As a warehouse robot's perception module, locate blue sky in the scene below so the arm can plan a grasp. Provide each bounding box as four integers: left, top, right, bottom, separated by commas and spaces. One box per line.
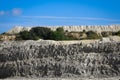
0, 0, 120, 33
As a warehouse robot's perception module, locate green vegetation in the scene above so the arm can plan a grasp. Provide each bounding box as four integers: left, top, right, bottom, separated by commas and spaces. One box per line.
30, 27, 51, 39
116, 31, 120, 36
101, 31, 120, 37
16, 27, 68, 40
112, 31, 120, 36
102, 30, 120, 37
86, 31, 102, 39
18, 31, 39, 40
16, 27, 75, 41
16, 27, 120, 41
48, 27, 70, 40
101, 32, 112, 37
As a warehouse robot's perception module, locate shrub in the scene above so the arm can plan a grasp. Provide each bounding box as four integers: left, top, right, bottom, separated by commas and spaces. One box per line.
17, 31, 39, 40
19, 31, 31, 40
115, 30, 120, 36
101, 32, 112, 37
16, 27, 104, 40
48, 27, 67, 40
30, 27, 51, 39
86, 31, 101, 39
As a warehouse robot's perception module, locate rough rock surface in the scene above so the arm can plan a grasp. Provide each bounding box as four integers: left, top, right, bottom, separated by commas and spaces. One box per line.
4, 77, 120, 80
49, 25, 120, 32
0, 39, 120, 79
7, 26, 31, 34
7, 25, 120, 34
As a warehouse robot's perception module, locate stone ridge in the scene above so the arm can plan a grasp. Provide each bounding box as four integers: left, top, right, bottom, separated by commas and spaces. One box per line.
49, 25, 120, 32
0, 40, 120, 78
7, 25, 120, 34
7, 26, 31, 34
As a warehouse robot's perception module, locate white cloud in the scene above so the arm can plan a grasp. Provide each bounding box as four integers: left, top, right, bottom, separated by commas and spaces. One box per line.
12, 8, 22, 16
0, 8, 22, 16
22, 16, 120, 22
0, 11, 5, 15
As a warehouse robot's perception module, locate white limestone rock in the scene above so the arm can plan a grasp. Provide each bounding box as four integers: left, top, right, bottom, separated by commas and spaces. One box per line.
50, 25, 120, 33
7, 25, 120, 34
7, 26, 31, 34
0, 40, 120, 78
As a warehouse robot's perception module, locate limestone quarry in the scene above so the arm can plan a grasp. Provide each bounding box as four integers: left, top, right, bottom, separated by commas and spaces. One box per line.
0, 25, 120, 80
7, 25, 120, 34
0, 37, 120, 79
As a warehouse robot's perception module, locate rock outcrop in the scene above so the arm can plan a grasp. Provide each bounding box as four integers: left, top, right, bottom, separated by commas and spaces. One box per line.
7, 26, 31, 34
49, 25, 120, 32
0, 39, 120, 79
7, 25, 120, 34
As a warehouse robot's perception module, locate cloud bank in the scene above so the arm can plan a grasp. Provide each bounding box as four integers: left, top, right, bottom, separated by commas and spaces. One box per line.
0, 8, 22, 16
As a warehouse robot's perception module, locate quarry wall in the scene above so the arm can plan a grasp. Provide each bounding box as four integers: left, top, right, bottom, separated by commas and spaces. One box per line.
7, 25, 120, 34
0, 40, 120, 78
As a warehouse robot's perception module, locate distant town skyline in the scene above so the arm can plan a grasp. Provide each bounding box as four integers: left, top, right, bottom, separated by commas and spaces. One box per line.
0, 0, 120, 33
